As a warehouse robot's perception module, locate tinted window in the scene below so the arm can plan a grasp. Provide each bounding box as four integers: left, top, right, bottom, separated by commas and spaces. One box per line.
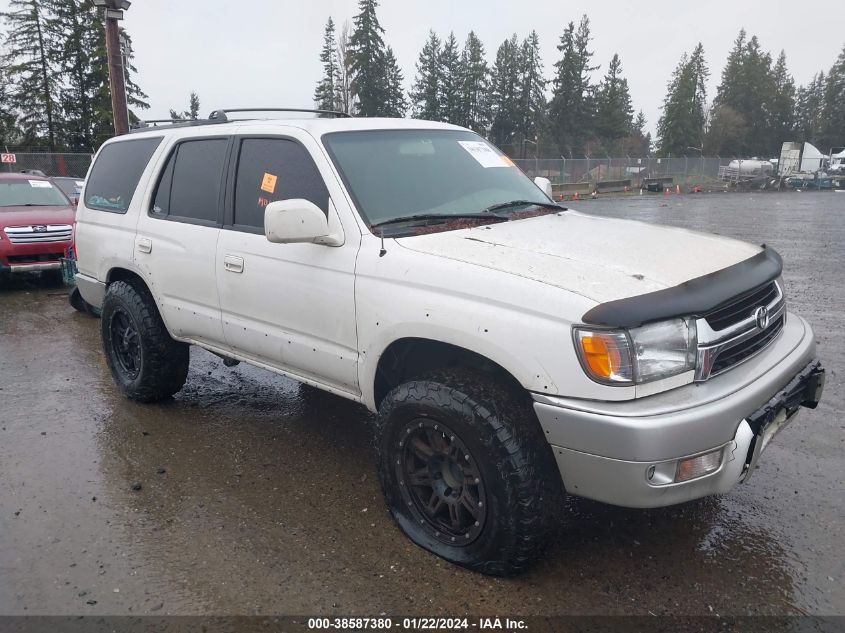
233, 138, 328, 229
152, 138, 228, 223
85, 137, 161, 212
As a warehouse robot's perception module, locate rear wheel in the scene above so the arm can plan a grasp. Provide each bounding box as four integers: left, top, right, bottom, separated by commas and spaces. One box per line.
101, 279, 189, 402
375, 368, 562, 575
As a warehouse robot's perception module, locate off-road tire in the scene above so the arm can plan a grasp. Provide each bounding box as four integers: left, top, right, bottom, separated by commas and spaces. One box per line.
375, 368, 562, 575
101, 279, 189, 402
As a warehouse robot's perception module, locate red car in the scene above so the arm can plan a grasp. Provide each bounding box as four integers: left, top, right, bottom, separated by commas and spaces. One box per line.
0, 173, 75, 274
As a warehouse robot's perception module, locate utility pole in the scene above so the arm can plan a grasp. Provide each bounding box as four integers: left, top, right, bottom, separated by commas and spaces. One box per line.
93, 0, 131, 136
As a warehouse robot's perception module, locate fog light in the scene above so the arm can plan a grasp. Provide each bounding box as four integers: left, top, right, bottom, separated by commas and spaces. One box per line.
675, 449, 722, 482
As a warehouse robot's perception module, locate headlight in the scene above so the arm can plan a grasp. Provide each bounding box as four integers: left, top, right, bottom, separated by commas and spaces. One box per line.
574, 318, 697, 385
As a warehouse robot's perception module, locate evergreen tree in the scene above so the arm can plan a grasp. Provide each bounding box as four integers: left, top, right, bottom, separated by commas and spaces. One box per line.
657, 44, 708, 155
1, 0, 60, 148
382, 46, 407, 118
410, 30, 441, 120
348, 0, 386, 116
335, 20, 353, 115
438, 32, 461, 123
768, 50, 795, 151
169, 92, 201, 120
313, 17, 340, 113
0, 59, 20, 146
489, 34, 521, 149
549, 15, 597, 156
455, 31, 490, 134
820, 45, 845, 150
516, 30, 546, 154
594, 53, 633, 152
795, 71, 825, 144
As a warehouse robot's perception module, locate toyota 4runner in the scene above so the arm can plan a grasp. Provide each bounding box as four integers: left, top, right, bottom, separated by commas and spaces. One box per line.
73, 110, 825, 575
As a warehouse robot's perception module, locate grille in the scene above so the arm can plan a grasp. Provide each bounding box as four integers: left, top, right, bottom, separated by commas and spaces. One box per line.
4, 224, 73, 244
705, 281, 779, 331
710, 315, 785, 375
8, 253, 64, 264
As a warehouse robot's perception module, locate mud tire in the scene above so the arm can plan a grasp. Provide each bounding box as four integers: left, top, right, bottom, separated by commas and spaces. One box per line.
375, 368, 562, 575
101, 279, 189, 402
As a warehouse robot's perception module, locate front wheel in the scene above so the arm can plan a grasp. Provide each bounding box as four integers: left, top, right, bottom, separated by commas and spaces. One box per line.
375, 369, 562, 575
101, 279, 189, 402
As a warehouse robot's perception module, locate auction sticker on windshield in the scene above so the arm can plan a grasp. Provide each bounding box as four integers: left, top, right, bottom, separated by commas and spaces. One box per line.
458, 140, 510, 168
28, 180, 52, 188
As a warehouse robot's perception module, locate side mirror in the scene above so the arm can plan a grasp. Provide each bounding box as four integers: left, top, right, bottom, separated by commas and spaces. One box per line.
534, 176, 553, 198
265, 199, 331, 244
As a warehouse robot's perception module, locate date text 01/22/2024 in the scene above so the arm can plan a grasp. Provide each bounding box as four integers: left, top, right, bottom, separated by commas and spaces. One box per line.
306, 617, 528, 630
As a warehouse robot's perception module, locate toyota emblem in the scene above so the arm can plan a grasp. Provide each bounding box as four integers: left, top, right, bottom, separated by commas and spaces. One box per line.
754, 305, 770, 330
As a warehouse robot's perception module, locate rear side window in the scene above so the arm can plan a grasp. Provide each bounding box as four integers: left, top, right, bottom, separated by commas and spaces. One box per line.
232, 138, 328, 230
85, 137, 162, 213
151, 138, 229, 224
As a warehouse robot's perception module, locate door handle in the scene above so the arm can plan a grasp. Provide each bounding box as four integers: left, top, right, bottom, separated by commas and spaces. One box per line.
223, 255, 244, 273
136, 237, 152, 254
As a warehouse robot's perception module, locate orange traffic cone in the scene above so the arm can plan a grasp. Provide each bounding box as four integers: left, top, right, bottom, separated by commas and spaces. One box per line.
573, 191, 580, 200
675, 184, 681, 194
623, 185, 629, 193
663, 188, 669, 197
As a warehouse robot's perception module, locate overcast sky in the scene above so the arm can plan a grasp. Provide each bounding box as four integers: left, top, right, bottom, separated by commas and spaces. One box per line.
3, 0, 844, 138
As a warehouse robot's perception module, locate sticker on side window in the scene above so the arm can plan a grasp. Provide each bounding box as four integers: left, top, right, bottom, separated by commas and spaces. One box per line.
458, 141, 511, 168
29, 180, 52, 188
260, 172, 278, 194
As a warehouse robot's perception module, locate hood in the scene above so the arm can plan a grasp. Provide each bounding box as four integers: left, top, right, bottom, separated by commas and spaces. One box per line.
0, 205, 76, 227
395, 211, 761, 305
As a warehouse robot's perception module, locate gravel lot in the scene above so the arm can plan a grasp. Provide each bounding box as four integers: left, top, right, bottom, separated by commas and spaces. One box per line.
0, 191, 842, 618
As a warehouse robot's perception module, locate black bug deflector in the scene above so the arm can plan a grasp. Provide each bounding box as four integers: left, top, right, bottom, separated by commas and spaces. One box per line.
581, 246, 783, 328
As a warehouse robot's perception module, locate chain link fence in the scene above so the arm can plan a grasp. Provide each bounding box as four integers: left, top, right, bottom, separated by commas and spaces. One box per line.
2, 152, 93, 178
512, 157, 735, 186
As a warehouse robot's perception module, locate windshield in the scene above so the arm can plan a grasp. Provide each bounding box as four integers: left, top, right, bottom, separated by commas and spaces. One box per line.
0, 180, 69, 207
322, 130, 550, 227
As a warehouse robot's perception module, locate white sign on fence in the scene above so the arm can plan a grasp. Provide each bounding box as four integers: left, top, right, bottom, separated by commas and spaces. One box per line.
1, 153, 16, 164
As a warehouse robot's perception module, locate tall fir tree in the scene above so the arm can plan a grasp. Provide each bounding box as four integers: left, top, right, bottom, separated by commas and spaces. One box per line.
768, 50, 795, 152
1, 0, 60, 148
335, 20, 353, 114
348, 0, 386, 117
819, 45, 845, 150
657, 44, 708, 155
593, 53, 634, 152
313, 17, 340, 113
0, 59, 20, 146
382, 46, 407, 118
489, 34, 521, 149
438, 32, 461, 123
455, 31, 490, 134
549, 15, 597, 156
410, 30, 441, 120
795, 71, 825, 144
516, 30, 546, 154
169, 92, 201, 120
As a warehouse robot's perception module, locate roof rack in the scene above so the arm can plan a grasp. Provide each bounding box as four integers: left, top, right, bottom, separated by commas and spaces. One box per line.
207, 107, 351, 121
127, 107, 351, 134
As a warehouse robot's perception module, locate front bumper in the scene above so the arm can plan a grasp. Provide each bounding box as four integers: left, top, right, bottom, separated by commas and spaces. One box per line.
534, 313, 825, 508
0, 240, 70, 273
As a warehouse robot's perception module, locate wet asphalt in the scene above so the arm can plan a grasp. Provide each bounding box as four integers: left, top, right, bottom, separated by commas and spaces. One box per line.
0, 191, 842, 617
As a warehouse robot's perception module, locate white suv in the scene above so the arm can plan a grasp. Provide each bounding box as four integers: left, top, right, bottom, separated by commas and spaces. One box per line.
74, 110, 825, 575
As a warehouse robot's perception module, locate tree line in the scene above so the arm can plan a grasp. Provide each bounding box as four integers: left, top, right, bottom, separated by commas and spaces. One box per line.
0, 0, 151, 152
316, 0, 845, 158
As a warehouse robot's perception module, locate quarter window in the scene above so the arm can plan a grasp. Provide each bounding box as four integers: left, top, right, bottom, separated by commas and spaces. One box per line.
85, 137, 162, 213
233, 138, 328, 230
151, 138, 229, 224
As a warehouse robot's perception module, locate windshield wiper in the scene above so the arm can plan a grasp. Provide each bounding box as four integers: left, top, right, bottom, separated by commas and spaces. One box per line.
371, 212, 508, 229
482, 199, 561, 214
